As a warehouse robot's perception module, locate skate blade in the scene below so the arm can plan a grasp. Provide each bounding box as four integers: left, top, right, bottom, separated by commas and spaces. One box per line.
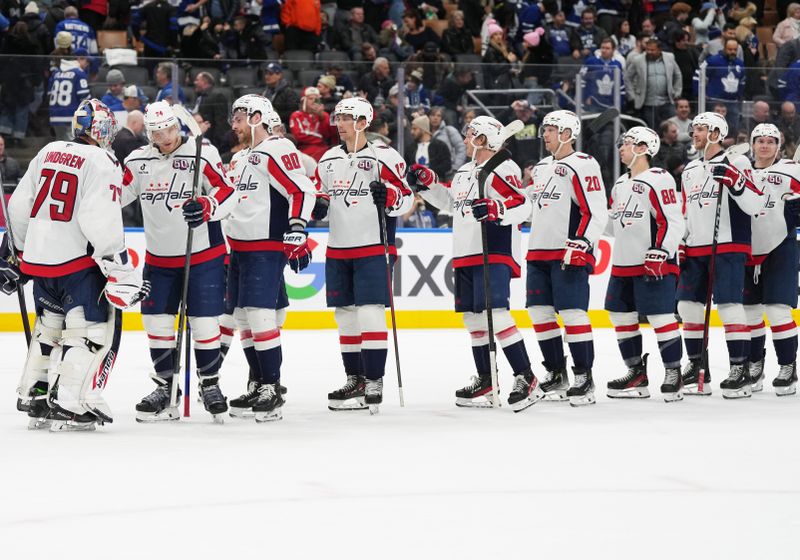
455, 396, 494, 408
568, 392, 596, 407
751, 379, 763, 392
542, 390, 568, 402
135, 407, 180, 423
328, 397, 367, 411
27, 417, 52, 430
254, 408, 283, 422
683, 383, 712, 396
211, 414, 225, 424
50, 420, 96, 432
369, 404, 380, 415
510, 390, 545, 413
722, 386, 752, 399
229, 406, 255, 418
607, 387, 650, 399
775, 384, 797, 396
663, 390, 684, 403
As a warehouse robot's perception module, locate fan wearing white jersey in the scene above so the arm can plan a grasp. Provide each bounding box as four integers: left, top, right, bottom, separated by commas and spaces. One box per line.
526, 110, 608, 406
411, 116, 542, 412
678, 112, 763, 398
314, 98, 413, 412
743, 124, 800, 396
0, 99, 149, 431
122, 101, 236, 422
224, 94, 316, 422
604, 127, 686, 402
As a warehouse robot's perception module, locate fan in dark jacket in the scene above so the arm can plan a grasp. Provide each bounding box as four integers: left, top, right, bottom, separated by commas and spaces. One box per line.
194, 71, 230, 152
404, 115, 451, 180
441, 9, 473, 57
222, 14, 270, 61
262, 62, 301, 124
0, 21, 42, 144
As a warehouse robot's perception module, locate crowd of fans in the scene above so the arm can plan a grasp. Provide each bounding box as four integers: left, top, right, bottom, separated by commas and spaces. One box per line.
2, 0, 800, 226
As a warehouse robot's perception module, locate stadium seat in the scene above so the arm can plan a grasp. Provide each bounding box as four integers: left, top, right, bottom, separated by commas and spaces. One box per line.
319, 51, 350, 68
234, 86, 264, 98
455, 54, 481, 66
226, 67, 258, 87
283, 50, 314, 72
298, 69, 321, 87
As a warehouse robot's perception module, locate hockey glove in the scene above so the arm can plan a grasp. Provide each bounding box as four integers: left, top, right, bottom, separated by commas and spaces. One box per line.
369, 181, 399, 209
471, 198, 505, 223
182, 195, 218, 229
561, 237, 592, 271
97, 253, 151, 310
677, 244, 686, 267
643, 247, 669, 281
410, 163, 437, 192
312, 196, 330, 221
283, 224, 312, 273
712, 163, 750, 195
0, 233, 26, 295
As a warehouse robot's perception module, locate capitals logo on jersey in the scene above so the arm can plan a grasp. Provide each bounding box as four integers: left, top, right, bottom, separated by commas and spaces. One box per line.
329, 177, 369, 207
529, 176, 562, 209
611, 195, 646, 227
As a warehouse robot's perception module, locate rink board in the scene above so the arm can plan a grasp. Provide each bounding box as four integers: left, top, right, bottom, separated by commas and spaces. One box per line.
0, 228, 795, 330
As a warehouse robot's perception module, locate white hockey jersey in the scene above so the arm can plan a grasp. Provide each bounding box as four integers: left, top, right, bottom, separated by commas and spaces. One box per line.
420, 158, 530, 277
226, 147, 250, 186
608, 167, 684, 277
526, 151, 608, 268
681, 151, 762, 257
315, 142, 413, 259
8, 140, 128, 277
122, 137, 235, 268
750, 159, 800, 263
226, 136, 316, 251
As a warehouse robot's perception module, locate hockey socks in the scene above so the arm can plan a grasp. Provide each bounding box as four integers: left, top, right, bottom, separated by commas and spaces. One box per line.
561, 309, 594, 370
529, 306, 566, 371
464, 310, 532, 375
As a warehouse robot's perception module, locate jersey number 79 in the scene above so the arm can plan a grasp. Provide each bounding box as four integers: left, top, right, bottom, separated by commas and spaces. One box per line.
31, 169, 79, 222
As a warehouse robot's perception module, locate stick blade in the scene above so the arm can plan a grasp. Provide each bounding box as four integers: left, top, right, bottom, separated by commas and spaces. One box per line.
794, 144, 800, 163
172, 104, 203, 137
725, 142, 751, 159
501, 119, 524, 141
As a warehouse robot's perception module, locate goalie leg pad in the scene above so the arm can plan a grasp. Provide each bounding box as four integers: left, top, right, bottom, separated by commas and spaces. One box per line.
50, 306, 121, 423
17, 311, 63, 408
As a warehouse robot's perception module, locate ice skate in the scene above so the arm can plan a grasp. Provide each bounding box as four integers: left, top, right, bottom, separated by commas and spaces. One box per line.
455, 373, 494, 408
253, 383, 284, 422
229, 380, 259, 418
773, 362, 797, 396
660, 367, 684, 402
607, 354, 650, 398
682, 360, 711, 396
328, 375, 367, 411
199, 376, 228, 423
508, 369, 544, 412
365, 378, 383, 415
748, 350, 765, 393
567, 367, 595, 406
48, 405, 101, 432
720, 363, 752, 399
539, 362, 569, 401
135, 377, 180, 422
20, 382, 52, 429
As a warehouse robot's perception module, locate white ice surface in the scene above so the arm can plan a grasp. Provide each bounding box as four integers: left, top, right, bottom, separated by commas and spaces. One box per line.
1, 328, 800, 559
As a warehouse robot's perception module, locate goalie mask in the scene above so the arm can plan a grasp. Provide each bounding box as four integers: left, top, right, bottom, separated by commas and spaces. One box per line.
72, 99, 118, 150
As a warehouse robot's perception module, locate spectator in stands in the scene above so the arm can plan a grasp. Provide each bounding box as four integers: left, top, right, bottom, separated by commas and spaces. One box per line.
483, 22, 519, 91
337, 6, 379, 57
48, 49, 90, 140
54, 6, 98, 59
22, 2, 50, 55
0, 136, 21, 185
701, 22, 744, 62
570, 8, 607, 60
778, 100, 800, 145
702, 38, 746, 134
611, 19, 635, 58
356, 42, 379, 79
406, 42, 452, 91
546, 11, 573, 58
100, 69, 127, 112
316, 75, 339, 113
692, 3, 725, 46
136, 0, 177, 59
123, 85, 148, 112
520, 28, 552, 87
783, 57, 800, 108
154, 63, 186, 105
581, 37, 624, 112
429, 106, 464, 175
506, 99, 540, 166
667, 97, 693, 144
1, 23, 39, 147
80, 0, 107, 31
366, 117, 392, 145
378, 20, 414, 61
193, 71, 229, 151
326, 63, 355, 97
671, 30, 700, 100
401, 194, 436, 228
112, 110, 146, 172
289, 86, 336, 161
262, 62, 301, 124
727, 0, 757, 23
401, 9, 440, 52
282, 0, 321, 51
653, 120, 689, 185
404, 115, 450, 179
181, 17, 223, 60
375, 83, 400, 138
769, 37, 800, 98
50, 30, 72, 71
436, 67, 473, 125
357, 56, 392, 104
774, 3, 800, 47
747, 100, 772, 135
223, 14, 270, 60
441, 9, 472, 57
403, 69, 430, 113
626, 38, 682, 129
660, 2, 691, 46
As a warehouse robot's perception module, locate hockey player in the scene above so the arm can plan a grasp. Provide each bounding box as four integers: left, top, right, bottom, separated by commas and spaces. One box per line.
678, 112, 762, 398
605, 127, 685, 402
224, 94, 315, 422
526, 110, 608, 406
122, 101, 236, 421
1, 98, 149, 431
315, 97, 413, 412
744, 124, 800, 396
410, 117, 542, 411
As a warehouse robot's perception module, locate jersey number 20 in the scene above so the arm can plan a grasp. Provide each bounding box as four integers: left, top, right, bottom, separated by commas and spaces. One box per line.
31, 169, 78, 222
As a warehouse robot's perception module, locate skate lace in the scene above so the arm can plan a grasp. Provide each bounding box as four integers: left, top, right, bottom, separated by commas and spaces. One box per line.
664, 369, 680, 385
341, 375, 360, 392
573, 372, 587, 387
777, 364, 795, 380
682, 361, 698, 378
366, 379, 383, 396
512, 375, 529, 393
143, 385, 170, 405
462, 375, 483, 392
258, 384, 277, 399
749, 359, 764, 379
728, 364, 746, 381
201, 382, 225, 404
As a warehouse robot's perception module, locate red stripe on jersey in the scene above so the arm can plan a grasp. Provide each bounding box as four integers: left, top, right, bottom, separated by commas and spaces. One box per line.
571, 173, 591, 237
611, 264, 679, 277
253, 329, 280, 342
751, 321, 766, 330
470, 330, 488, 339
771, 322, 797, 333
122, 166, 134, 186
526, 249, 597, 268
148, 334, 175, 341
533, 321, 560, 333
380, 162, 411, 196
724, 324, 749, 333
228, 238, 285, 253
685, 243, 751, 257
564, 324, 592, 335
614, 324, 639, 333
339, 335, 362, 345
202, 164, 235, 207
267, 154, 305, 218
683, 322, 705, 331
195, 334, 221, 344
496, 325, 518, 339
647, 188, 668, 248
326, 245, 397, 259
654, 323, 680, 334
362, 331, 388, 341
145, 244, 226, 268
220, 326, 235, 336
790, 178, 800, 195
747, 253, 768, 266
491, 174, 526, 209
239, 330, 253, 340
452, 254, 521, 278
20, 255, 96, 278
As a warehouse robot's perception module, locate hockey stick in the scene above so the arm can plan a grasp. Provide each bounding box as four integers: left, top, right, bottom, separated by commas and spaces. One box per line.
170, 108, 204, 409
474, 119, 523, 408
0, 172, 31, 345
366, 140, 404, 407
698, 142, 751, 394
794, 145, 800, 163
586, 107, 620, 135
184, 324, 191, 417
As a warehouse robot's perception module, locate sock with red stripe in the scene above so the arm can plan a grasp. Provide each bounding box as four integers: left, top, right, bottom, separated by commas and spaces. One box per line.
561, 308, 594, 369
218, 313, 236, 366
143, 313, 176, 380
239, 308, 282, 384
745, 304, 766, 363
677, 300, 704, 361
465, 312, 491, 375
528, 305, 566, 370
649, 313, 682, 368
609, 312, 642, 366
335, 306, 363, 376
718, 303, 750, 364
359, 305, 387, 380
492, 310, 531, 374
190, 316, 222, 378
765, 304, 798, 365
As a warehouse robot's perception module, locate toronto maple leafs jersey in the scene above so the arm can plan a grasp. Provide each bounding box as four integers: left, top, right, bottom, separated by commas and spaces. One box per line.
681, 151, 762, 256
750, 159, 800, 263
608, 168, 684, 277
315, 142, 413, 260
47, 60, 90, 125
526, 151, 608, 268
8, 140, 127, 277
122, 137, 235, 268
420, 158, 531, 277
226, 136, 316, 251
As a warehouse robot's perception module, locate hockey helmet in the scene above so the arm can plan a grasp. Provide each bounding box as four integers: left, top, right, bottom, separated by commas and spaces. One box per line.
72, 98, 118, 150
621, 126, 661, 157
466, 115, 506, 151
263, 110, 283, 135
750, 123, 781, 148
231, 94, 274, 122
334, 97, 374, 129
541, 110, 581, 141
691, 112, 728, 142
144, 101, 180, 143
